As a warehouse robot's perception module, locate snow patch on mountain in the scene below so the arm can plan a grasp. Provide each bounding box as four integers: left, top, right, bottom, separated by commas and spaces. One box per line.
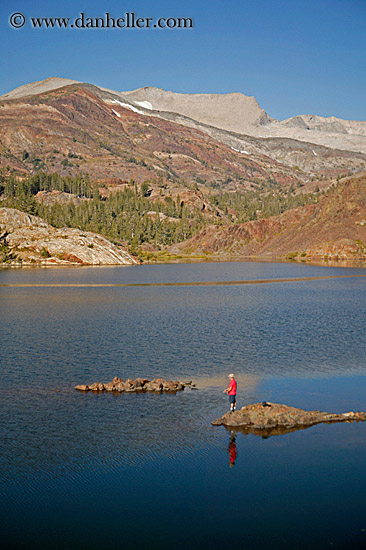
107, 99, 145, 115
134, 100, 153, 110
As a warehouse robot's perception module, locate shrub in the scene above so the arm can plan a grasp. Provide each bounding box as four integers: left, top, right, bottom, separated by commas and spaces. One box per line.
40, 247, 50, 258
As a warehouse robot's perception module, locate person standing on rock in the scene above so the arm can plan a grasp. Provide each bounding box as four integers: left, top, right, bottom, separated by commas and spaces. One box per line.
223, 373, 237, 412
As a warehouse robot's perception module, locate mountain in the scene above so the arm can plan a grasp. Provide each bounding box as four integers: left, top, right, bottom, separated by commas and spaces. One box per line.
168, 173, 366, 261
0, 79, 272, 134
0, 81, 308, 190
1, 78, 365, 189
0, 78, 365, 264
2, 77, 366, 155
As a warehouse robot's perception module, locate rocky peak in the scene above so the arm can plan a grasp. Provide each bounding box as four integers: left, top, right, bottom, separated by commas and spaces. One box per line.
123, 86, 272, 134
0, 77, 80, 100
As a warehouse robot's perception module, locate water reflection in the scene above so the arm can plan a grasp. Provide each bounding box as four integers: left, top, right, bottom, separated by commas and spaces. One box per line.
226, 423, 318, 439
228, 432, 237, 467
227, 419, 366, 439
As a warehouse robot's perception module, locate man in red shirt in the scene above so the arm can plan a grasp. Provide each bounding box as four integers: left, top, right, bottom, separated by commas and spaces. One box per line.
223, 373, 237, 412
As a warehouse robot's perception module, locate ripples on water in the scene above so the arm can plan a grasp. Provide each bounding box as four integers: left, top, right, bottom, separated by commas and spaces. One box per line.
1, 262, 366, 549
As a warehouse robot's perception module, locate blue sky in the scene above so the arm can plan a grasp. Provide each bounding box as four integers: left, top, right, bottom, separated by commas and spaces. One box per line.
0, 0, 365, 120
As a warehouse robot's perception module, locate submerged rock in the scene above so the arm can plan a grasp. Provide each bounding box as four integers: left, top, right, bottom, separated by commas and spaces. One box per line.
74, 377, 192, 394
212, 402, 366, 437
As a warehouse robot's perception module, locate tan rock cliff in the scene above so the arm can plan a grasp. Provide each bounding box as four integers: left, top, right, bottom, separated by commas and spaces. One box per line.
0, 208, 137, 265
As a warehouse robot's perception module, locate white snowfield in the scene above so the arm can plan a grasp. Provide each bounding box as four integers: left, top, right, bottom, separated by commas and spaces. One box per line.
107, 99, 145, 115
134, 100, 153, 110
112, 109, 121, 118
231, 147, 249, 154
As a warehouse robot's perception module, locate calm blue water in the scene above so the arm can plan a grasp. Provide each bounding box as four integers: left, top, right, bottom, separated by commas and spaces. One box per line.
1, 262, 366, 549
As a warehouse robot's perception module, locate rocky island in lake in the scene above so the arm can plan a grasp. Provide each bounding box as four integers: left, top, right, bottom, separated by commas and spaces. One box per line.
75, 377, 195, 393
212, 402, 366, 437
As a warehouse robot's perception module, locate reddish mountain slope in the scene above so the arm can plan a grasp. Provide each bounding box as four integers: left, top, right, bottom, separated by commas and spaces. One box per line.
0, 84, 300, 190
169, 174, 366, 260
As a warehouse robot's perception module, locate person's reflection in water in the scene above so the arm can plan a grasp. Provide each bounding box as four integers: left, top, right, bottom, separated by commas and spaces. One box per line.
228, 431, 237, 468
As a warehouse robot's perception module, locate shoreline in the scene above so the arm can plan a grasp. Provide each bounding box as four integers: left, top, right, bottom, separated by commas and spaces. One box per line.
1, 255, 366, 269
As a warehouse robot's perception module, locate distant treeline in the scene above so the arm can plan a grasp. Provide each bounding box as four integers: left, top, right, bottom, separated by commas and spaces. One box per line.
0, 171, 320, 248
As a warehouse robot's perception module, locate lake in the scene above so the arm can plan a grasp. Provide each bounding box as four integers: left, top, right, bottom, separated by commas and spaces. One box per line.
1, 261, 366, 549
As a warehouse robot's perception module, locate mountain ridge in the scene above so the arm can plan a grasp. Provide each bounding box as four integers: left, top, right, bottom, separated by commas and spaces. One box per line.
1, 77, 365, 154
1, 80, 365, 187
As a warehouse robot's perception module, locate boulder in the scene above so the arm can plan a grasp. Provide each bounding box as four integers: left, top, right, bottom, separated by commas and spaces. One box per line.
123, 379, 138, 391
74, 384, 89, 391
144, 381, 163, 392
148, 378, 166, 391
88, 382, 105, 392
133, 378, 148, 390
135, 377, 149, 386
162, 381, 181, 392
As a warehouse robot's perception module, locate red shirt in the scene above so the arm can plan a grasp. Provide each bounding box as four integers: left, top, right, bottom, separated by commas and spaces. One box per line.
228, 379, 237, 395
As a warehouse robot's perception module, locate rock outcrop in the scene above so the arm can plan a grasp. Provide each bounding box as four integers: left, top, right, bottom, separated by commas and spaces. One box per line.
0, 207, 137, 265
75, 377, 194, 393
212, 402, 366, 437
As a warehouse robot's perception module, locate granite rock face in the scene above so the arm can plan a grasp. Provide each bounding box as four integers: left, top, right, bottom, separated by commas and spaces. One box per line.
0, 207, 137, 265
75, 377, 193, 393
212, 402, 366, 437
